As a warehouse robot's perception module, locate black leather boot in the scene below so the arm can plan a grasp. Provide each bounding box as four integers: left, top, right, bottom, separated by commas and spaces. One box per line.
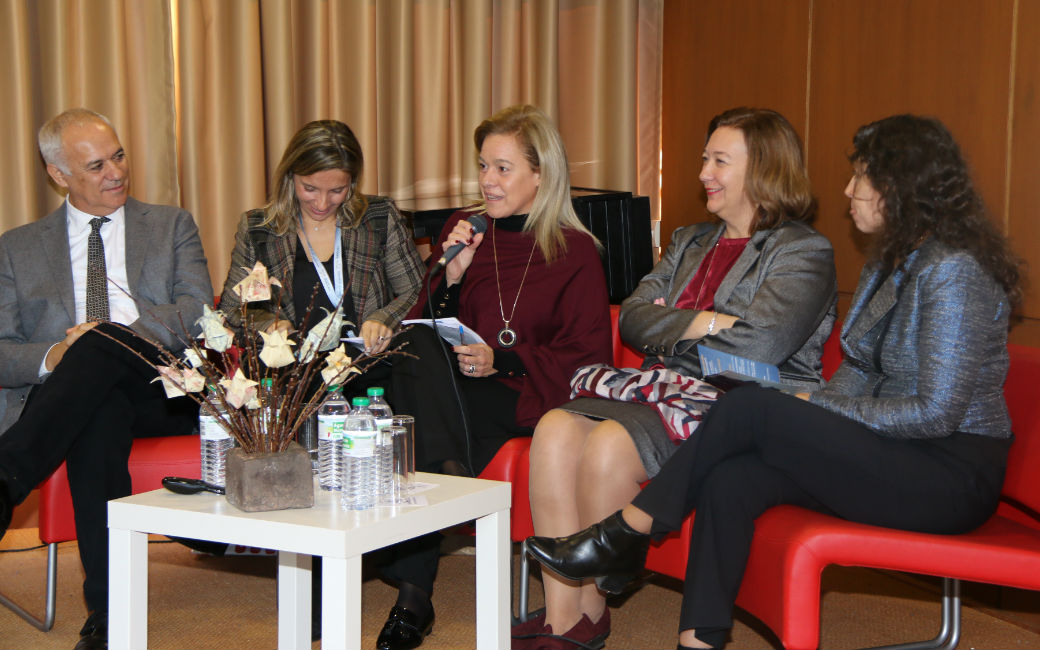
524, 510, 650, 595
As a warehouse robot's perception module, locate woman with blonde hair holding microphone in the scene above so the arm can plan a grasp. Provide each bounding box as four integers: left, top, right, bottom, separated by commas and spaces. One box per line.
376, 104, 613, 650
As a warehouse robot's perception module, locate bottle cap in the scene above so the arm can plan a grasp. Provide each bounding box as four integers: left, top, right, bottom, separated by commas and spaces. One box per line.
367, 387, 385, 397
261, 378, 274, 388
352, 397, 371, 407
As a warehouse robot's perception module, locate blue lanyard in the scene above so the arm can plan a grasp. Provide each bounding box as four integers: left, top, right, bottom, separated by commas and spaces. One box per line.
298, 217, 344, 307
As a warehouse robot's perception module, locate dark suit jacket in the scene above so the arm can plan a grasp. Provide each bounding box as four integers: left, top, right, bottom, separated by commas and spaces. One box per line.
619, 221, 837, 388
0, 197, 212, 433
812, 238, 1012, 439
217, 195, 424, 332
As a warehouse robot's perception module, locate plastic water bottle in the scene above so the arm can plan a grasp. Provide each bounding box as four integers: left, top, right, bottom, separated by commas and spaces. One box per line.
367, 387, 394, 503
341, 397, 379, 510
259, 377, 276, 451
367, 387, 393, 419
317, 386, 349, 491
199, 389, 234, 487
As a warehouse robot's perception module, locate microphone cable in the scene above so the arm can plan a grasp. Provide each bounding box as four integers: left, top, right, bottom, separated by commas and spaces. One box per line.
423, 262, 476, 477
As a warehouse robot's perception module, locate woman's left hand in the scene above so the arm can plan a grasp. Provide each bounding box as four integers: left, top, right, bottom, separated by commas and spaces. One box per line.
455, 343, 496, 378
361, 320, 394, 354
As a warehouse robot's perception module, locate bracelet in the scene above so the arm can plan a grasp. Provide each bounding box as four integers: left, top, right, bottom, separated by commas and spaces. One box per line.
706, 312, 718, 335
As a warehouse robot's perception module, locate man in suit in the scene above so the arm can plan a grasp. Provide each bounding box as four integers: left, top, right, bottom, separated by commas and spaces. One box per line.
0, 108, 212, 650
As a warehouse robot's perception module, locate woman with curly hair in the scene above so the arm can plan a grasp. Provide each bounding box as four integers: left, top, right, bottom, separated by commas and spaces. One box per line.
525, 114, 1022, 649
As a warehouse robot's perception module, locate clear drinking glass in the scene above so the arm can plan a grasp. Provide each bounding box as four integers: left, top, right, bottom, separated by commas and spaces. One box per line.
389, 415, 415, 499
296, 414, 319, 473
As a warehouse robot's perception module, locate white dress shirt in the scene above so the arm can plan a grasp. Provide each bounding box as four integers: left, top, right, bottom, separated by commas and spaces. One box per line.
38, 200, 141, 377
66, 200, 140, 325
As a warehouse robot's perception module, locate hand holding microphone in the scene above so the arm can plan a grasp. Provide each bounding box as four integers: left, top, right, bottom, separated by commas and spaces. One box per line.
436, 214, 488, 284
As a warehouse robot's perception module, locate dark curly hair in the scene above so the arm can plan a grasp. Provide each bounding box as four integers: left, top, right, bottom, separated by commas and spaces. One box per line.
850, 114, 1022, 307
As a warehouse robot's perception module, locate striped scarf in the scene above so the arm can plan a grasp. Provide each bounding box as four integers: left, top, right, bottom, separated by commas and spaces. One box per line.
570, 364, 722, 443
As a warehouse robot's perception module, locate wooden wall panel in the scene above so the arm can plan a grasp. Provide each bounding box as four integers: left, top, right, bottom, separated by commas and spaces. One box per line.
807, 0, 1015, 293
661, 0, 1040, 345
1008, 0, 1040, 341
660, 0, 810, 250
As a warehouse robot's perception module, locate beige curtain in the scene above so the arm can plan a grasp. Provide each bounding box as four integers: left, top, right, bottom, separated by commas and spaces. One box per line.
1, 0, 662, 294
0, 0, 178, 227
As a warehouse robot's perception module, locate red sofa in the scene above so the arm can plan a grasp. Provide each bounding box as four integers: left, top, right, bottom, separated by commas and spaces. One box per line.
1, 435, 201, 630
508, 306, 1040, 649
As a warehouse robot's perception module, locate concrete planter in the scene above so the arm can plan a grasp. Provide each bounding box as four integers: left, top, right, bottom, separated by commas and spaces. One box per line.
224, 442, 314, 512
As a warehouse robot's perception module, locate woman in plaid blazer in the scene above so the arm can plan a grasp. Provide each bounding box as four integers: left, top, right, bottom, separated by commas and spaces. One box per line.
218, 120, 424, 352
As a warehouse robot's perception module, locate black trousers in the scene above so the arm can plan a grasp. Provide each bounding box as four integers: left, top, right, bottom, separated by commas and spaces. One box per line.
0, 324, 197, 612
376, 325, 532, 595
631, 385, 1010, 646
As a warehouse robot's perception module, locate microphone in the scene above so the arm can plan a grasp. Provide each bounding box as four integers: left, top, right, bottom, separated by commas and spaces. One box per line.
434, 214, 488, 270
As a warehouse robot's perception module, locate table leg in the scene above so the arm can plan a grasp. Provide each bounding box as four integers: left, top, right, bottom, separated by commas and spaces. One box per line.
278, 551, 311, 650
322, 555, 361, 650
109, 527, 147, 650
475, 509, 510, 650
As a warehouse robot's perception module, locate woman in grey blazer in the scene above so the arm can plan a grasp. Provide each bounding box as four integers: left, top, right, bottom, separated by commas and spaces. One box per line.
525, 114, 1023, 649
518, 108, 837, 648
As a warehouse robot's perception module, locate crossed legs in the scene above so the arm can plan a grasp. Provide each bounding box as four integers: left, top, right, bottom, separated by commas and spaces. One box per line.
528, 409, 648, 633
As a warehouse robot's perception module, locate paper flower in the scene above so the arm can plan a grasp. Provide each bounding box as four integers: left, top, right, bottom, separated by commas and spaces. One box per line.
259, 329, 296, 368
183, 348, 204, 368
152, 366, 205, 399
321, 344, 362, 385
196, 304, 234, 352
219, 368, 259, 409
299, 307, 345, 363
182, 367, 206, 394
233, 261, 282, 303
152, 366, 187, 398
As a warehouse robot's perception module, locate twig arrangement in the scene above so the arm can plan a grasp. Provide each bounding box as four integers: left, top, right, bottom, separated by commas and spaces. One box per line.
96, 261, 412, 454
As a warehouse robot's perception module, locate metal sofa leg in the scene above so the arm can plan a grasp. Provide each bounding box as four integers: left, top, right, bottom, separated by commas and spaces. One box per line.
0, 541, 58, 631
516, 540, 531, 622
867, 577, 961, 650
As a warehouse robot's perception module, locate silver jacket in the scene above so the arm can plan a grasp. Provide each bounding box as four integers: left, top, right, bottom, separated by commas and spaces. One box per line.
811, 238, 1012, 439
619, 221, 837, 389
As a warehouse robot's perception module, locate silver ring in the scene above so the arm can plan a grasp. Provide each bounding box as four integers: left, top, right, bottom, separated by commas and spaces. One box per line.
468, 364, 476, 374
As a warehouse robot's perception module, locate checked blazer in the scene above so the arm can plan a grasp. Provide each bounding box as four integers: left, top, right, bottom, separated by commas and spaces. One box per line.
218, 195, 425, 332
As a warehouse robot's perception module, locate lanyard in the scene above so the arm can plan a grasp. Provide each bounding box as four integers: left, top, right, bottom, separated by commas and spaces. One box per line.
298, 217, 344, 307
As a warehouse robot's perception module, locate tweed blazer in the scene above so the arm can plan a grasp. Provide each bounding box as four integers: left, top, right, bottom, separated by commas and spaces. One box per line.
619, 221, 837, 388
811, 238, 1012, 439
218, 195, 424, 333
0, 197, 212, 433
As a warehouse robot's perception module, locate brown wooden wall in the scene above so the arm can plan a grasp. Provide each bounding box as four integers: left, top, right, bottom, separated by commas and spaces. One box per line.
661, 0, 1040, 346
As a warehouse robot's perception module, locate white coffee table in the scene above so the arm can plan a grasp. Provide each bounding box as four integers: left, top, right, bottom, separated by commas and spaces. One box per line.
107, 472, 511, 650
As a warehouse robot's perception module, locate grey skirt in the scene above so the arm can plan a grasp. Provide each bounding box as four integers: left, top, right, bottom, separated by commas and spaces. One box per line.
562, 397, 681, 477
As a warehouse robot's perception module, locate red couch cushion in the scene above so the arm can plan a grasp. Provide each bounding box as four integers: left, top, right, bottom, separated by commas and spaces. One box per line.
39, 434, 201, 544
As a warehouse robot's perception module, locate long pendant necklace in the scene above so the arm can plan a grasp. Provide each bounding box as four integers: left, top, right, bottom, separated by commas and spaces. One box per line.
491, 219, 537, 348
691, 239, 721, 309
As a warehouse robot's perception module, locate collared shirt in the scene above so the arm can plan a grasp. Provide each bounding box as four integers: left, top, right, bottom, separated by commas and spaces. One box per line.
66, 200, 139, 325
38, 200, 140, 377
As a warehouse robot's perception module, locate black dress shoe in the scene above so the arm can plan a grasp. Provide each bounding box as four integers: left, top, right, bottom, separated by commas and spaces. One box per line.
525, 510, 650, 595
376, 605, 434, 650
74, 610, 107, 650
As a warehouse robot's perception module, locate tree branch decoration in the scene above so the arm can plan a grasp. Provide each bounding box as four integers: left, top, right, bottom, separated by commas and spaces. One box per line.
96, 261, 411, 455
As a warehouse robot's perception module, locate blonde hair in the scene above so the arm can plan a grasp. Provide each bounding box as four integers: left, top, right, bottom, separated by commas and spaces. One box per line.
263, 120, 368, 234
473, 105, 597, 262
